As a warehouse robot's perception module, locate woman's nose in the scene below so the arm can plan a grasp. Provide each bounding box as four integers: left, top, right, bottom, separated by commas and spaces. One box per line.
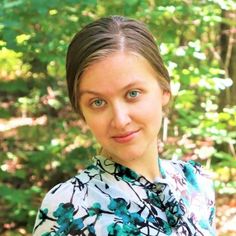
110, 104, 131, 129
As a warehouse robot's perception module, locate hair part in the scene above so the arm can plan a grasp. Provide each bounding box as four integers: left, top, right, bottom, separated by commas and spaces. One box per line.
66, 15, 171, 118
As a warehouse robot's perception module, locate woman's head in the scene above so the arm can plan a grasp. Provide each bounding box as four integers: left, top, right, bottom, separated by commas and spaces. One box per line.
66, 15, 171, 118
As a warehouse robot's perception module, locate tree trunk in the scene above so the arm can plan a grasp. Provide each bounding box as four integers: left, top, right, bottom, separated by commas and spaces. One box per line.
219, 10, 236, 109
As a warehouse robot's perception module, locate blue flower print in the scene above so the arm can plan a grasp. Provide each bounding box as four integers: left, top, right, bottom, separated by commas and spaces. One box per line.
183, 162, 199, 190
108, 198, 129, 218
53, 203, 74, 233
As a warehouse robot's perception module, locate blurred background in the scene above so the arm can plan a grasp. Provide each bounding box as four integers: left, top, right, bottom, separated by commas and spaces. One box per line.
0, 0, 235, 235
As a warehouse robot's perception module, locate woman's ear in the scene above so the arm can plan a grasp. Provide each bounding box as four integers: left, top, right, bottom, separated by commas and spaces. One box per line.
162, 91, 171, 106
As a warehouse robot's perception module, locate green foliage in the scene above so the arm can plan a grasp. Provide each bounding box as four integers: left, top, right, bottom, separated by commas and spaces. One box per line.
0, 0, 236, 234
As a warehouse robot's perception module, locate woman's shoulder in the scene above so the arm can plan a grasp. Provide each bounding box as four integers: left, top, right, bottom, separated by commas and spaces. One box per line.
162, 158, 212, 177
36, 163, 101, 217
175, 159, 213, 181
41, 163, 99, 204
161, 158, 214, 193
33, 164, 100, 234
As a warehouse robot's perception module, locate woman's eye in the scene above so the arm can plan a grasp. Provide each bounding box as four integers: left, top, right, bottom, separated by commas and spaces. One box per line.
91, 99, 105, 108
127, 90, 140, 99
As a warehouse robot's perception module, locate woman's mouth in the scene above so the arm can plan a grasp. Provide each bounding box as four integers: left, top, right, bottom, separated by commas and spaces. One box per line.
111, 129, 140, 143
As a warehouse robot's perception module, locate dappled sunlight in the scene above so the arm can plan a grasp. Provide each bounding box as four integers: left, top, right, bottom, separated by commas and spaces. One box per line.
0, 116, 47, 132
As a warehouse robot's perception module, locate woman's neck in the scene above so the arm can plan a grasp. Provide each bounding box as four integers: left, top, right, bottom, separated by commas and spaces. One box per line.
101, 148, 161, 182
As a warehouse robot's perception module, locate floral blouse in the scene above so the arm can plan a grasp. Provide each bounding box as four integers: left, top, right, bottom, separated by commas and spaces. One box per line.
33, 155, 216, 236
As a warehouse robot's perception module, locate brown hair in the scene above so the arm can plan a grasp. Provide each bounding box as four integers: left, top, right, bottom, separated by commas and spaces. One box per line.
66, 15, 171, 117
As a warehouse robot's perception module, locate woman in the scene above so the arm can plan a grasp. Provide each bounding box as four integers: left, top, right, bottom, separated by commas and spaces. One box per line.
33, 15, 215, 236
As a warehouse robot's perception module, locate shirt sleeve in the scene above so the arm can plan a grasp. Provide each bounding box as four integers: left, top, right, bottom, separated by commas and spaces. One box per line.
33, 183, 65, 235
33, 180, 87, 236
186, 160, 216, 229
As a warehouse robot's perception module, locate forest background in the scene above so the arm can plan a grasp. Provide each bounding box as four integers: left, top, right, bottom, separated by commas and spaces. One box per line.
0, 0, 236, 235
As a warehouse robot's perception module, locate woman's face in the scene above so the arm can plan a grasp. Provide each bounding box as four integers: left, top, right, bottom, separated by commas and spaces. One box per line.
79, 52, 170, 167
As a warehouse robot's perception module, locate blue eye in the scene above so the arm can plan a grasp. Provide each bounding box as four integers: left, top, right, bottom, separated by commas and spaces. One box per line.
91, 99, 105, 108
127, 90, 140, 98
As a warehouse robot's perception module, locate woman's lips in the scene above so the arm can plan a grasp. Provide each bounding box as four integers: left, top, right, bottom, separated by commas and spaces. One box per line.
111, 129, 140, 143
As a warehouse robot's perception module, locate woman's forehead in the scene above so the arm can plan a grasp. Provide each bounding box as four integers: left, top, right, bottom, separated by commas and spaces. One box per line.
79, 52, 158, 86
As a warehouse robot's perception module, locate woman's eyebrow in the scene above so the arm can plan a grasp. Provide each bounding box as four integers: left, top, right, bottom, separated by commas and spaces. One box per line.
79, 90, 102, 97
79, 81, 143, 97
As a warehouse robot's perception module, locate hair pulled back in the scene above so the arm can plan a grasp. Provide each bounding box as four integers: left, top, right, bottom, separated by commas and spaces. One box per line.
66, 15, 170, 117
